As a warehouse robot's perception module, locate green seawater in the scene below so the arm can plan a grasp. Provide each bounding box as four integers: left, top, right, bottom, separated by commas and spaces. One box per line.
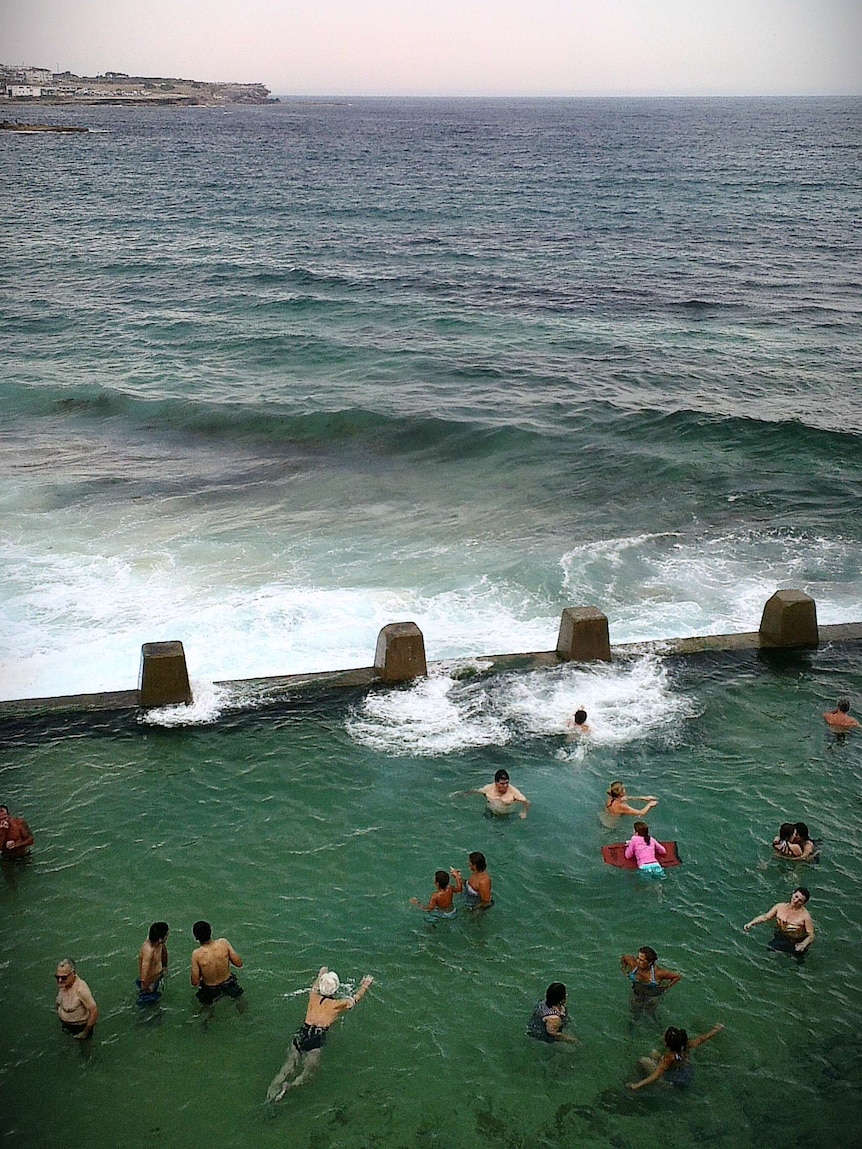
2, 645, 862, 1149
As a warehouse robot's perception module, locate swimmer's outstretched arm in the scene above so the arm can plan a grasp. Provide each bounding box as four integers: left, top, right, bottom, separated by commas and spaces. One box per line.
744, 905, 779, 931
689, 1023, 724, 1049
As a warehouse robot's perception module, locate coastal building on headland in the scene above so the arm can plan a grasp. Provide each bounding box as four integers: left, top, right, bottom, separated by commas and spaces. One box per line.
0, 63, 274, 105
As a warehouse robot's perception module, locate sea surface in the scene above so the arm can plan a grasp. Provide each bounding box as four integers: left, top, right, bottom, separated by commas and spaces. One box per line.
1, 98, 861, 1148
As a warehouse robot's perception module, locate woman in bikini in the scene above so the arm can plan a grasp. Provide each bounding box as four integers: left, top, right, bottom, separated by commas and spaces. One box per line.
600, 782, 658, 829
620, 946, 682, 1020
743, 887, 815, 957
463, 851, 493, 910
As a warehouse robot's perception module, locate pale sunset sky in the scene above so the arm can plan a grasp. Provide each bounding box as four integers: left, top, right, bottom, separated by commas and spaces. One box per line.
3, 0, 860, 96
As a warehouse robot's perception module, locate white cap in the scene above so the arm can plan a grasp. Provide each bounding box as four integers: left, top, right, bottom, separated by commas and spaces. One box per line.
318, 971, 340, 996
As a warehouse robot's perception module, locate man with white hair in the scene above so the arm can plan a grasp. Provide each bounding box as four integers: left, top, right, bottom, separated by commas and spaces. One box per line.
54, 959, 99, 1039
266, 965, 373, 1100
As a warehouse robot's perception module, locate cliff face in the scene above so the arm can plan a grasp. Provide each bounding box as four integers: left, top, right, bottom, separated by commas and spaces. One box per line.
1, 67, 275, 105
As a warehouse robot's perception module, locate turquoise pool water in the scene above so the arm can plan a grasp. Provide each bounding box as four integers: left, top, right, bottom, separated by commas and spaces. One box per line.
1, 643, 861, 1148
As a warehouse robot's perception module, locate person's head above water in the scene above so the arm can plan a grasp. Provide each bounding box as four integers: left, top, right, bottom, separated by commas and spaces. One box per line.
434, 870, 450, 889
637, 946, 658, 966
545, 982, 567, 1007
573, 709, 587, 725
317, 971, 340, 997
192, 920, 212, 944
149, 922, 169, 944
793, 822, 810, 843
493, 769, 510, 787
777, 822, 796, 842
632, 821, 651, 841
791, 887, 810, 904
607, 781, 626, 800
836, 698, 851, 713
468, 851, 487, 871
663, 1026, 689, 1053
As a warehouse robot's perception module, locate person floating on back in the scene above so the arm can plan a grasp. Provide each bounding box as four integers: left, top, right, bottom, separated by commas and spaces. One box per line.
190, 920, 244, 1005
628, 1023, 723, 1090
266, 966, 373, 1100
410, 867, 463, 919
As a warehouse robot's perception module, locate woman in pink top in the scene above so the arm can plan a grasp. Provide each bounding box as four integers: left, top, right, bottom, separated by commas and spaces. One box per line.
625, 822, 666, 877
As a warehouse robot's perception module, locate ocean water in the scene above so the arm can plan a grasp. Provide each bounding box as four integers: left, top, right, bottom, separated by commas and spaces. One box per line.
1, 98, 862, 1147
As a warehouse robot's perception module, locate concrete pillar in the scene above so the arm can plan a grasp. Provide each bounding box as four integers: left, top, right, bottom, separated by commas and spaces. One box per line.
556, 606, 612, 662
374, 622, 428, 683
759, 590, 818, 648
139, 641, 193, 708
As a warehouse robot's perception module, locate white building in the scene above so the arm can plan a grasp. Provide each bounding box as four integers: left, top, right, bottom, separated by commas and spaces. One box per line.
6, 85, 42, 98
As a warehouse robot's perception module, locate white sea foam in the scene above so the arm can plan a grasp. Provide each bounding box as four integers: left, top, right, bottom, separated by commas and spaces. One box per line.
346, 654, 690, 756
137, 680, 229, 727
1, 527, 859, 704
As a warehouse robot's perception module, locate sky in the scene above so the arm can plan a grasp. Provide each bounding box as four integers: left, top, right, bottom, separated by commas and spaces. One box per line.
3, 0, 861, 97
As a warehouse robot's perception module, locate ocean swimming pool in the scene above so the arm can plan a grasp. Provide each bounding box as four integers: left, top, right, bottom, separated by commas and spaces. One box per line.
2, 642, 861, 1148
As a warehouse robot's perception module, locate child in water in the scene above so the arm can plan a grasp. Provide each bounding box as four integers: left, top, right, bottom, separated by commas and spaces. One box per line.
628, 1023, 724, 1090
410, 868, 464, 918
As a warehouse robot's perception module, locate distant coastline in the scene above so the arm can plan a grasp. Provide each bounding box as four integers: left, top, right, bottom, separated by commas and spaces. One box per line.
1, 63, 275, 106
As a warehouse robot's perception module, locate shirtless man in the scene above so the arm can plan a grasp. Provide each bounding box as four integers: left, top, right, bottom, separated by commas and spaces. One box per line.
137, 921, 169, 1005
823, 698, 860, 730
744, 888, 815, 956
266, 966, 373, 1100
568, 708, 591, 735
0, 805, 34, 858
190, 920, 244, 1005
55, 959, 99, 1039
460, 770, 530, 818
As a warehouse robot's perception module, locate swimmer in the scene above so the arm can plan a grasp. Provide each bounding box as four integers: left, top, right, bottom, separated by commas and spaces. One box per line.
627, 1024, 724, 1090
624, 821, 667, 876
772, 822, 802, 859
458, 769, 530, 819
823, 698, 859, 730
526, 982, 578, 1044
463, 851, 493, 910
190, 920, 244, 1005
55, 958, 99, 1040
137, 921, 169, 1006
266, 966, 373, 1100
744, 887, 815, 957
620, 947, 681, 1020
791, 822, 818, 861
410, 868, 463, 917
568, 708, 591, 735
0, 805, 34, 859
600, 782, 658, 829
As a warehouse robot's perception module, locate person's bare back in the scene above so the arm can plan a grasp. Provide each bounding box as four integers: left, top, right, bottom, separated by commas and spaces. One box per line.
191, 937, 242, 987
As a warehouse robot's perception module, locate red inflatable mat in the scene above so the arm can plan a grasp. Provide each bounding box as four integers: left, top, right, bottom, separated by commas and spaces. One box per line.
601, 841, 682, 869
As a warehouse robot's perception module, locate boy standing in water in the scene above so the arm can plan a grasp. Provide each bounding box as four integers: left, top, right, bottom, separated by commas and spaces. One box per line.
410, 868, 464, 917
137, 921, 169, 1005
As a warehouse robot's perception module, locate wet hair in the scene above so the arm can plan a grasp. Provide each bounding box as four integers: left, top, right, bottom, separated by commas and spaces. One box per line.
574, 709, 587, 725
664, 1027, 689, 1053
837, 698, 851, 713
149, 921, 169, 944
794, 822, 810, 843
192, 920, 212, 943
468, 851, 487, 871
545, 982, 567, 1007
633, 821, 651, 845
638, 946, 658, 965
0, 805, 7, 815
493, 769, 510, 783
777, 823, 795, 842
57, 958, 76, 973
434, 870, 450, 889
793, 887, 811, 903
607, 781, 625, 800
